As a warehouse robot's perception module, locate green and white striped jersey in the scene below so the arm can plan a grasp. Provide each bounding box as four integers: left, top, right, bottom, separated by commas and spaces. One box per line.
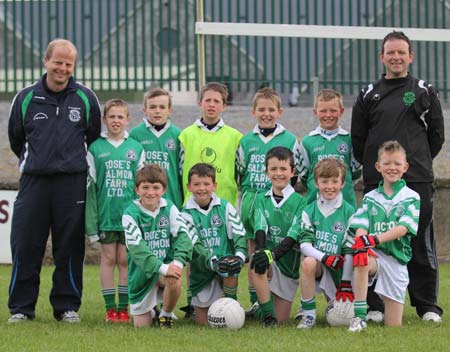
122, 199, 192, 303
237, 124, 300, 193
347, 179, 420, 265
181, 193, 247, 295
253, 185, 307, 279
85, 132, 145, 235
298, 126, 361, 206
129, 119, 183, 208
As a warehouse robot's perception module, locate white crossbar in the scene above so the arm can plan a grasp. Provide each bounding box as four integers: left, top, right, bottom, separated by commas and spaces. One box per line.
195, 22, 450, 42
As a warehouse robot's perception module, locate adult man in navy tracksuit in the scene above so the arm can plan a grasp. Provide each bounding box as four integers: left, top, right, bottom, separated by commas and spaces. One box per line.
7, 39, 101, 323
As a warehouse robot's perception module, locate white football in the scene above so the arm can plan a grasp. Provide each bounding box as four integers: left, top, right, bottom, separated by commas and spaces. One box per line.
207, 297, 245, 330
326, 299, 354, 326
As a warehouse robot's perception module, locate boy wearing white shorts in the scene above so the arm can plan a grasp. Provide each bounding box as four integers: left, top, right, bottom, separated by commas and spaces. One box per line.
347, 141, 420, 332
181, 163, 247, 325
122, 164, 192, 328
250, 147, 307, 327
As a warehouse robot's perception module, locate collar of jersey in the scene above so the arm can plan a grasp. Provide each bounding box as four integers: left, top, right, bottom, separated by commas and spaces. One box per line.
195, 118, 225, 132
317, 192, 343, 217
309, 126, 348, 139
133, 197, 168, 215
185, 192, 220, 211
252, 123, 286, 137
265, 184, 295, 199
143, 118, 171, 133
377, 179, 406, 198
101, 131, 129, 146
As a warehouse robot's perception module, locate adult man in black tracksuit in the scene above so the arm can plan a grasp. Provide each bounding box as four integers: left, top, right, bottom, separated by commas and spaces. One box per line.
351, 31, 444, 323
7, 39, 101, 323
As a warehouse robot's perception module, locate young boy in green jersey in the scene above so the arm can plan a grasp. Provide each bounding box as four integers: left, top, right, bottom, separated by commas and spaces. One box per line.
347, 141, 420, 332
236, 87, 300, 318
122, 164, 192, 328
129, 88, 183, 208
180, 163, 247, 325
295, 158, 355, 329
249, 147, 307, 327
298, 89, 361, 207
85, 99, 145, 323
179, 82, 242, 206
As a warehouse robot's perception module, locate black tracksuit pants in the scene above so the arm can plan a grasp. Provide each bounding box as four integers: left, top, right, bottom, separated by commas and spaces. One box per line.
8, 172, 86, 319
364, 182, 443, 317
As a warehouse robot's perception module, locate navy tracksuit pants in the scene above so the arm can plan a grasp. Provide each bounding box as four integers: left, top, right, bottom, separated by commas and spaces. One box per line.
8, 172, 86, 319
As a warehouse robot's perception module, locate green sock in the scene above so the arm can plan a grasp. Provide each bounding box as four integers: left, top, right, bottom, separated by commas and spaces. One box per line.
354, 300, 367, 319
186, 288, 192, 306
223, 285, 237, 300
260, 299, 275, 319
117, 285, 128, 311
249, 287, 257, 304
102, 288, 116, 311
301, 296, 316, 318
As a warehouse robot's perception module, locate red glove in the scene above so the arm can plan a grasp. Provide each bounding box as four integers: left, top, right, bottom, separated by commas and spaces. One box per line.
335, 280, 354, 302
322, 254, 345, 271
353, 248, 378, 267
352, 235, 379, 250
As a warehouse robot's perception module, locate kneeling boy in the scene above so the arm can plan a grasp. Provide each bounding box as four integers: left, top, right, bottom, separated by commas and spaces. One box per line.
122, 164, 192, 328
347, 141, 420, 332
181, 163, 247, 325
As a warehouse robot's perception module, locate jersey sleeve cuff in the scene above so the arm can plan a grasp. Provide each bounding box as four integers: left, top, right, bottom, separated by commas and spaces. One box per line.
159, 264, 169, 276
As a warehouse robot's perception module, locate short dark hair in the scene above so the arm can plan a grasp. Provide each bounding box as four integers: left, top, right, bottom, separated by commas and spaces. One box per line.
313, 158, 346, 183
265, 146, 295, 170
199, 82, 228, 104
188, 163, 216, 183
135, 164, 167, 188
381, 31, 412, 54
144, 87, 172, 108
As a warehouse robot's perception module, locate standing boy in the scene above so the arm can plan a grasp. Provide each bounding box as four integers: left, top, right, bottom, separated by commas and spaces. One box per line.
122, 164, 192, 328
85, 99, 145, 323
299, 89, 361, 207
347, 141, 420, 332
179, 82, 242, 206
181, 163, 247, 325
236, 87, 300, 317
250, 147, 307, 327
130, 88, 182, 208
351, 31, 444, 322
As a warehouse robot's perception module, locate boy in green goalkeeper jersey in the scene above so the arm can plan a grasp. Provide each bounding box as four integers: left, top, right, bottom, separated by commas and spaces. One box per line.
236, 87, 300, 317
122, 164, 192, 328
298, 89, 361, 207
181, 163, 247, 325
347, 141, 420, 332
250, 147, 306, 327
130, 88, 183, 208
85, 99, 145, 323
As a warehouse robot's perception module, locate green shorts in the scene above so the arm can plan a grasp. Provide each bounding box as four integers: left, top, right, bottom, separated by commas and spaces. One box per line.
99, 231, 126, 245
241, 190, 259, 240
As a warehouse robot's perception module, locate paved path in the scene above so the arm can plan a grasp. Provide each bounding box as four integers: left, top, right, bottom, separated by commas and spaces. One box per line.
1, 102, 449, 187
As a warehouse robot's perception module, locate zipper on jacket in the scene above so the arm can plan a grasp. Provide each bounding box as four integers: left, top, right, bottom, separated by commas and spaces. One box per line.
56, 106, 59, 116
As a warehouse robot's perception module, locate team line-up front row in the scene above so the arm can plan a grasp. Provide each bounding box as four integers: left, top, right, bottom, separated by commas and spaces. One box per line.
82, 82, 420, 332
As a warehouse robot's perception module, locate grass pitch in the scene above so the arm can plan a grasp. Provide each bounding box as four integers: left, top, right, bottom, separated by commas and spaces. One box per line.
0, 264, 448, 352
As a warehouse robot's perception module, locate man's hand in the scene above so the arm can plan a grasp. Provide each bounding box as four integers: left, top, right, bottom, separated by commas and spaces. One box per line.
321, 254, 344, 271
